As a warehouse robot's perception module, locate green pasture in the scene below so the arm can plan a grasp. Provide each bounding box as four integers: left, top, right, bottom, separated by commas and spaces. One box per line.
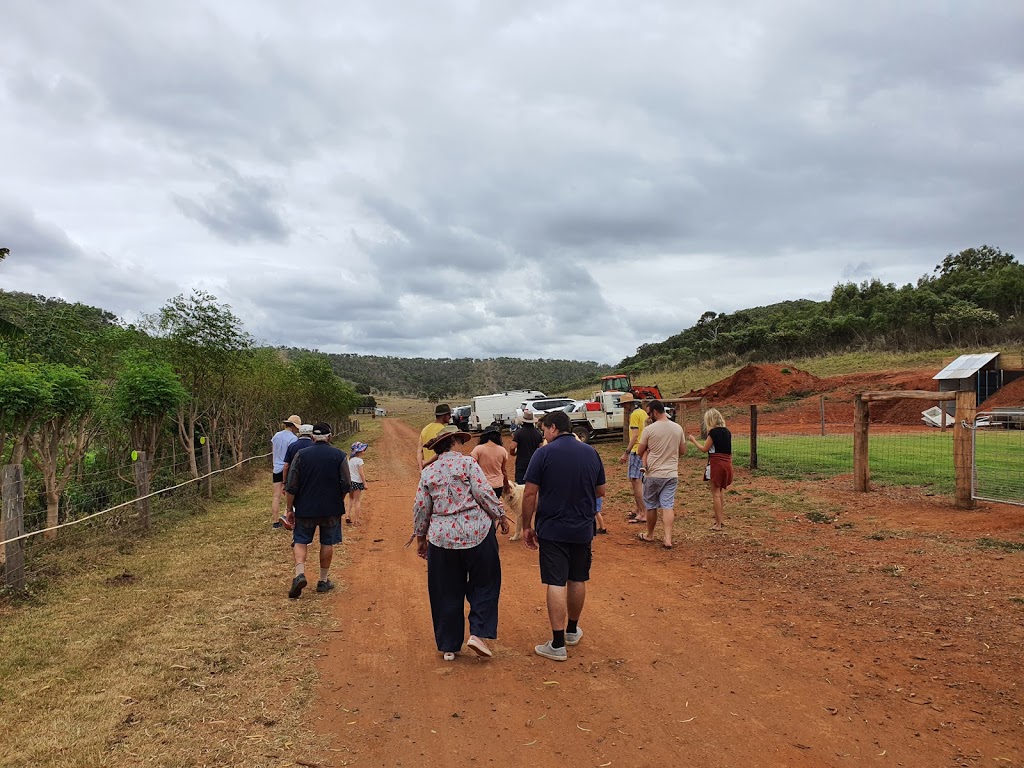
730, 430, 1023, 497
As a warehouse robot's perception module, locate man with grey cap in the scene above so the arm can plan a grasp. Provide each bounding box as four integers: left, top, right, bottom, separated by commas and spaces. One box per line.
418, 403, 452, 470
285, 422, 352, 598
270, 415, 300, 528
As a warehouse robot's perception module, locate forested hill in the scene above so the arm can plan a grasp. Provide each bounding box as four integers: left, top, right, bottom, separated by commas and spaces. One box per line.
620, 245, 1024, 372
303, 353, 613, 398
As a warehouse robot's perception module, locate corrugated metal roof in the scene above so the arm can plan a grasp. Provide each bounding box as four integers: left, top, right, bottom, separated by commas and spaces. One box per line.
933, 352, 1000, 380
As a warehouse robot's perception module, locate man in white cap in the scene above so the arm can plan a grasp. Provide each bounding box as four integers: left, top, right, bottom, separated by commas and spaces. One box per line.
271, 415, 300, 528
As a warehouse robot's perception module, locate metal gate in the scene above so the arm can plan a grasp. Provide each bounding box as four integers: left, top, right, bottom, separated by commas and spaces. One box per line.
973, 411, 1024, 506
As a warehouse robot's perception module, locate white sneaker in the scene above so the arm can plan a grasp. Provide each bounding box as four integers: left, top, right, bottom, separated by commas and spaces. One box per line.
565, 627, 583, 646
443, 652, 456, 661
534, 641, 567, 661
467, 635, 493, 658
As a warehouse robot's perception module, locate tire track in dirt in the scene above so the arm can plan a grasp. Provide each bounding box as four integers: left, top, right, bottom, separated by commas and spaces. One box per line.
309, 419, 1021, 767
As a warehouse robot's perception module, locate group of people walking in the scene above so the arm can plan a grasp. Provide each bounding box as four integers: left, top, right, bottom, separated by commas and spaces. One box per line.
412, 408, 604, 662
269, 395, 733, 664
269, 416, 370, 599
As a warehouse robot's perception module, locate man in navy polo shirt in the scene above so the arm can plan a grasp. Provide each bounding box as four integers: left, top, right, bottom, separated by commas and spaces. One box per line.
284, 422, 352, 599
521, 410, 606, 661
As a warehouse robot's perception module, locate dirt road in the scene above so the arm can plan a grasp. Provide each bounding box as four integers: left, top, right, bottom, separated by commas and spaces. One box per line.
312, 419, 1023, 767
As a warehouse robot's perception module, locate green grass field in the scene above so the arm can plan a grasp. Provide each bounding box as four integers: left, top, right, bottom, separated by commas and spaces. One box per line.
728, 429, 1023, 498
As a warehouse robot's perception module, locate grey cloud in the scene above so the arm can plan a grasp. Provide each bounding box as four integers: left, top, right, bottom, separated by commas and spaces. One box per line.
174, 163, 290, 244
0, 201, 82, 266
1, 1, 1022, 364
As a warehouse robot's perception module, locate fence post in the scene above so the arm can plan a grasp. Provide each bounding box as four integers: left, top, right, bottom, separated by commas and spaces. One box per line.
953, 390, 976, 509
820, 395, 826, 436
202, 437, 213, 499
749, 405, 758, 470
853, 395, 870, 492
133, 451, 151, 531
3, 464, 26, 591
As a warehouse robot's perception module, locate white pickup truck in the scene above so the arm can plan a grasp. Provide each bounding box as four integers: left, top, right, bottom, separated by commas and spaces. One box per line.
567, 391, 626, 443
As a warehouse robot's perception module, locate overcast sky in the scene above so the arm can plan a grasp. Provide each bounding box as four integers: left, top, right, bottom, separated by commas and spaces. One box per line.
2, 2, 1022, 364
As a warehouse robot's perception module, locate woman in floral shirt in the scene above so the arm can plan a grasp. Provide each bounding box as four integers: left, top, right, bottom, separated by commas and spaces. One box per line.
413, 425, 510, 661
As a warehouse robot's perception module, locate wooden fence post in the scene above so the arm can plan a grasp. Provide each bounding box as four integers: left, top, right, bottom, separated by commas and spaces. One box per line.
621, 400, 635, 444
953, 390, 976, 509
133, 451, 151, 531
3, 464, 26, 591
853, 395, 870, 492
749, 405, 758, 470
820, 395, 826, 436
202, 437, 213, 499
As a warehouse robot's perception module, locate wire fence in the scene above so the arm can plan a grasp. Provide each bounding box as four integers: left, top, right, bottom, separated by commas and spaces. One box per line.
974, 411, 1024, 506
3, 420, 361, 592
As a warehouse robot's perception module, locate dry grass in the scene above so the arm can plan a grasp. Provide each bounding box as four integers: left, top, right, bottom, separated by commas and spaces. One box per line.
0, 472, 341, 768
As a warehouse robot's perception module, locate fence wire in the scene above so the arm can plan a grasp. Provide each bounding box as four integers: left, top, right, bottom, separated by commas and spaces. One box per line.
734, 426, 956, 493
974, 411, 1024, 506
4, 421, 361, 591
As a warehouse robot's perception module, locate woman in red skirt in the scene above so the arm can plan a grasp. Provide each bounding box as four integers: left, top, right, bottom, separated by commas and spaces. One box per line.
688, 408, 732, 531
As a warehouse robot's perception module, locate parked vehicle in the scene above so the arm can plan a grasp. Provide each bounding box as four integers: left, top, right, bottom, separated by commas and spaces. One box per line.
600, 373, 664, 401
469, 390, 546, 431
451, 405, 472, 431
513, 397, 576, 426
567, 391, 627, 443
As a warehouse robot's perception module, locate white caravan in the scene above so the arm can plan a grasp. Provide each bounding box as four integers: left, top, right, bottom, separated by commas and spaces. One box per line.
469, 390, 546, 431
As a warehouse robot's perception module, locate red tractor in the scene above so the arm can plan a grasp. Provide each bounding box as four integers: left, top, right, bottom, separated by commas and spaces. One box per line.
600, 374, 663, 401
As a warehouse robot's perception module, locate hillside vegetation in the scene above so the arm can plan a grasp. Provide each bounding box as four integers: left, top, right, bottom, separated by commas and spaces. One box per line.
620, 246, 1024, 373
298, 352, 613, 399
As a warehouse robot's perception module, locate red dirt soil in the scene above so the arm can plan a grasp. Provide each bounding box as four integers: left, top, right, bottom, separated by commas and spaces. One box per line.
297, 418, 1024, 768
692, 365, 950, 426
980, 376, 1024, 409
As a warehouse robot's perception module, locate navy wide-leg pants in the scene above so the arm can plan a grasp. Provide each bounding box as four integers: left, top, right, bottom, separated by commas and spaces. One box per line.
426, 528, 501, 653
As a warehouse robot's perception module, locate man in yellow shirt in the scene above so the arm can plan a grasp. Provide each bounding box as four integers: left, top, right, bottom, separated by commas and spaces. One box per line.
418, 403, 452, 469
618, 394, 649, 523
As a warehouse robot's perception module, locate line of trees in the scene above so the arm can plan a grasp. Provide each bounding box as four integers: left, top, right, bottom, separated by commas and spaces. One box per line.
305, 353, 614, 398
0, 288, 360, 537
620, 246, 1024, 371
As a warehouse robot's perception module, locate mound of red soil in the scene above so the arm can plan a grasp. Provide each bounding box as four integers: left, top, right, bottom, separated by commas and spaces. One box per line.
694, 365, 945, 425
980, 374, 1024, 409
689, 364, 823, 404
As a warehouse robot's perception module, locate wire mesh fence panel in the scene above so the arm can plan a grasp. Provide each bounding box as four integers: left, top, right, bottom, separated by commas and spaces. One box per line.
733, 432, 854, 480
866, 428, 955, 493
735, 427, 956, 493
974, 411, 1024, 506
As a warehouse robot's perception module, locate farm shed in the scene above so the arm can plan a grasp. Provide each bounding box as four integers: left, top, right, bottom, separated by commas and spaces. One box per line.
933, 352, 1024, 411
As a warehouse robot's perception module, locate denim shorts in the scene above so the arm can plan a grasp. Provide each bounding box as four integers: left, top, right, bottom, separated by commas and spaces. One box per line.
627, 452, 644, 480
293, 516, 342, 546
643, 477, 678, 510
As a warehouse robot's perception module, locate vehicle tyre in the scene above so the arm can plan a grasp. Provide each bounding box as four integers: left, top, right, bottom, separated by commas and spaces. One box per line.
572, 425, 592, 443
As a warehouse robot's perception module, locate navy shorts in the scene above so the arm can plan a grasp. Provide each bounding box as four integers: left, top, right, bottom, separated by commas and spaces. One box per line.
293, 516, 342, 546
273, 471, 284, 483
538, 538, 592, 586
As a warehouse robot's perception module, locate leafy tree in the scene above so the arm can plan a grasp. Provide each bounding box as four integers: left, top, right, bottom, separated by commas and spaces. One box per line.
935, 245, 1014, 278
147, 291, 252, 478
0, 361, 53, 465
28, 365, 100, 537
112, 352, 187, 477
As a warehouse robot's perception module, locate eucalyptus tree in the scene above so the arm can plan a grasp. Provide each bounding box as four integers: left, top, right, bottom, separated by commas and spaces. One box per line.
147, 291, 251, 478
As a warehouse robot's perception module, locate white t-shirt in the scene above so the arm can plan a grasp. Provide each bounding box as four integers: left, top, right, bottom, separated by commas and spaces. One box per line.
349, 456, 364, 484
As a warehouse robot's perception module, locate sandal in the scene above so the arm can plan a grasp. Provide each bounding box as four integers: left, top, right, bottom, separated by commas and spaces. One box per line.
636, 532, 655, 543
628, 518, 648, 524
662, 543, 673, 550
